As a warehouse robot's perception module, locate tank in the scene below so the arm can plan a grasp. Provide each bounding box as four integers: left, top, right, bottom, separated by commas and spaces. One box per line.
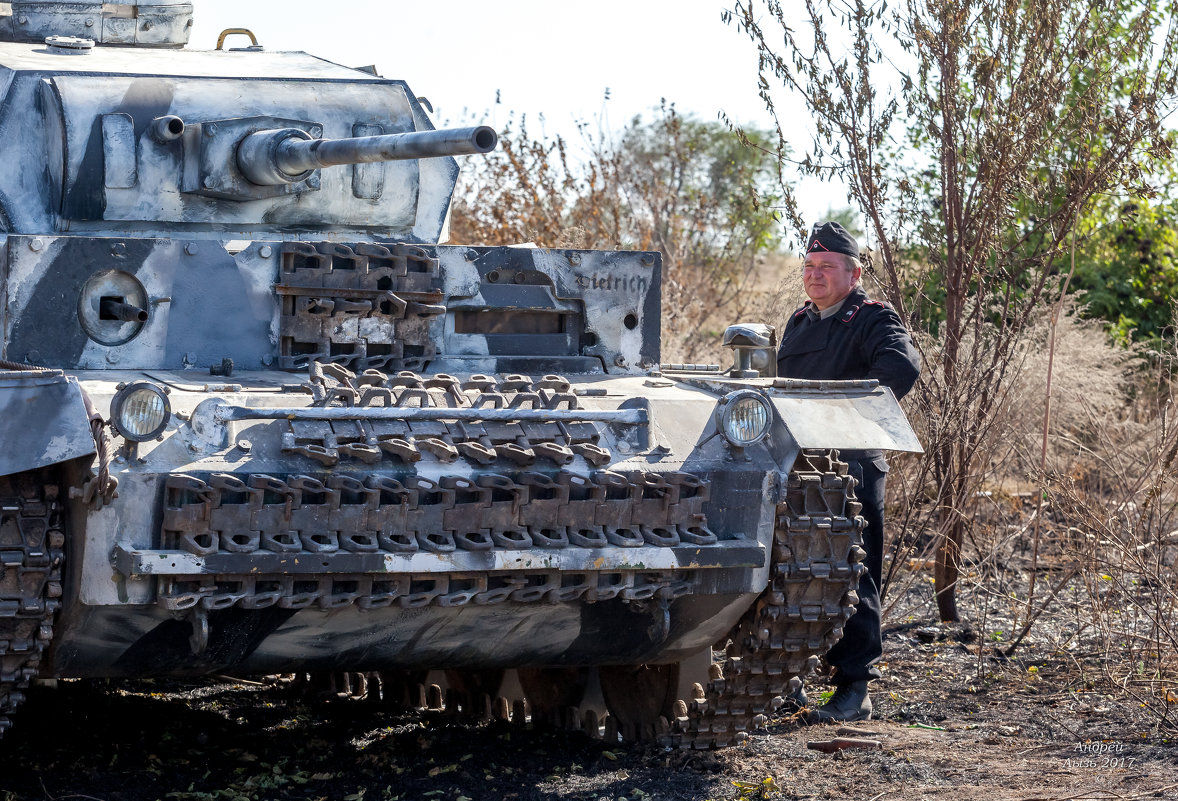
0, 1, 921, 747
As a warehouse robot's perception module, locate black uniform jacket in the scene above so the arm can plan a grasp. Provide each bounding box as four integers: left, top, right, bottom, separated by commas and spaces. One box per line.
776, 286, 921, 466
776, 286, 920, 399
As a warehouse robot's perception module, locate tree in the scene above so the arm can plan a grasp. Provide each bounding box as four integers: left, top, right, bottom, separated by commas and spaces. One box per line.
448, 105, 787, 361
1072, 197, 1178, 345
730, 0, 1178, 620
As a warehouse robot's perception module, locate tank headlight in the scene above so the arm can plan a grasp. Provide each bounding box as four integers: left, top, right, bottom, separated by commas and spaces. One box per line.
716, 391, 772, 446
110, 382, 171, 442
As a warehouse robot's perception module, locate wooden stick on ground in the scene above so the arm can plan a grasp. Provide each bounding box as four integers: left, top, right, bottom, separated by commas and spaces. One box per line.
806, 737, 883, 754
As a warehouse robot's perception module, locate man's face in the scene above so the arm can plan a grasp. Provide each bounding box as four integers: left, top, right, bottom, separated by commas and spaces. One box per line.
802, 253, 861, 310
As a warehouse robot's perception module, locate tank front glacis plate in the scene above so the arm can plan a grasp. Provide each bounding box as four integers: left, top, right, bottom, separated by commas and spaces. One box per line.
46, 370, 782, 677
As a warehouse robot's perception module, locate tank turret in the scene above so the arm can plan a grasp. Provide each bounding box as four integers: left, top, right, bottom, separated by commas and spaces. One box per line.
0, 1, 193, 48
0, 4, 496, 240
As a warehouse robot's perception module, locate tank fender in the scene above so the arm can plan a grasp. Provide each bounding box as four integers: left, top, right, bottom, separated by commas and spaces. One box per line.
0, 368, 96, 477
687, 377, 922, 456
767, 381, 922, 454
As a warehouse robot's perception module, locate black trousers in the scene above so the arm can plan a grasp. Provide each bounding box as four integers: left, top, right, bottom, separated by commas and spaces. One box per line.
824, 456, 885, 684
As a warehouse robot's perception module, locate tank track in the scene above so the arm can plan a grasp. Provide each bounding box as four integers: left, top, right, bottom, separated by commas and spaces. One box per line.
0, 471, 65, 735
673, 450, 866, 749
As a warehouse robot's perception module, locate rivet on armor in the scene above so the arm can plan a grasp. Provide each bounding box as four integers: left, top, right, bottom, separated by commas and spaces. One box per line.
259, 245, 273, 258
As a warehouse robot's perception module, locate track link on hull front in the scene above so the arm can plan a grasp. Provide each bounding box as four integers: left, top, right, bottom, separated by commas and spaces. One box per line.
0, 470, 64, 734
675, 450, 866, 749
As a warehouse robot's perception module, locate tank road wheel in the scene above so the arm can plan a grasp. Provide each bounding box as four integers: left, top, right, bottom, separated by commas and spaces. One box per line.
376, 669, 430, 710
599, 663, 679, 742
0, 470, 65, 737
518, 667, 590, 728
674, 450, 866, 749
444, 668, 505, 718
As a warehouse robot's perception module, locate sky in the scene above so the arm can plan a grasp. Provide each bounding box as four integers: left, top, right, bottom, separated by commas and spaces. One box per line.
189, 0, 851, 242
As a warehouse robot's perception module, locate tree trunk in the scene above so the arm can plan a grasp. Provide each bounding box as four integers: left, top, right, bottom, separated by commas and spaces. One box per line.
934, 517, 962, 622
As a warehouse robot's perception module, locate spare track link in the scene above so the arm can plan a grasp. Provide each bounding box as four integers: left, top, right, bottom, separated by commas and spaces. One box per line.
0, 470, 64, 736
674, 450, 866, 749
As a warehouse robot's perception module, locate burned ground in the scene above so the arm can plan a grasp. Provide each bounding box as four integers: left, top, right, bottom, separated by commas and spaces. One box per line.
2, 563, 1174, 801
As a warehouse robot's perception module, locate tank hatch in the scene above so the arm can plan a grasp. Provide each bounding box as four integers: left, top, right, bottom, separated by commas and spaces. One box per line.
0, 1, 193, 48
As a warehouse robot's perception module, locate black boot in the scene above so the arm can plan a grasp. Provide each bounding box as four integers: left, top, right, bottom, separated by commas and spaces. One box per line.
806, 680, 872, 723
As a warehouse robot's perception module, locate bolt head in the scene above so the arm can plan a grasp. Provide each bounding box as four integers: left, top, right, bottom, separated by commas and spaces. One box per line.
85, 18, 94, 27
29, 238, 44, 252
259, 245, 273, 258
568, 252, 582, 265
185, 242, 198, 256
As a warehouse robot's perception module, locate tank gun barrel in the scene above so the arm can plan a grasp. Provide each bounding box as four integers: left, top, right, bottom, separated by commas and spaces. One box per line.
99, 298, 149, 323
237, 125, 498, 187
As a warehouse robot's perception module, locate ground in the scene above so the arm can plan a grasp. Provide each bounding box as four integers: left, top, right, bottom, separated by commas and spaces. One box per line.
2, 600, 1174, 801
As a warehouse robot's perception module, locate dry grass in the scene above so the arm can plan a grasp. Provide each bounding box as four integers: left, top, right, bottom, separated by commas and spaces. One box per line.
879, 305, 1178, 730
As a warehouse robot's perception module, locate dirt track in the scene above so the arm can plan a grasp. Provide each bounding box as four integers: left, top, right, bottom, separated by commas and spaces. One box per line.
2, 621, 1173, 801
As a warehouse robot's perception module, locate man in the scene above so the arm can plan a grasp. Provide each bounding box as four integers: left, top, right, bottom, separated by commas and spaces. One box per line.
777, 221, 920, 722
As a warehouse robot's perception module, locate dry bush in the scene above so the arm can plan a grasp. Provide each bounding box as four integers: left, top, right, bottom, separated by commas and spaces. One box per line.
994, 305, 1150, 489
881, 305, 1178, 728
1044, 407, 1178, 728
